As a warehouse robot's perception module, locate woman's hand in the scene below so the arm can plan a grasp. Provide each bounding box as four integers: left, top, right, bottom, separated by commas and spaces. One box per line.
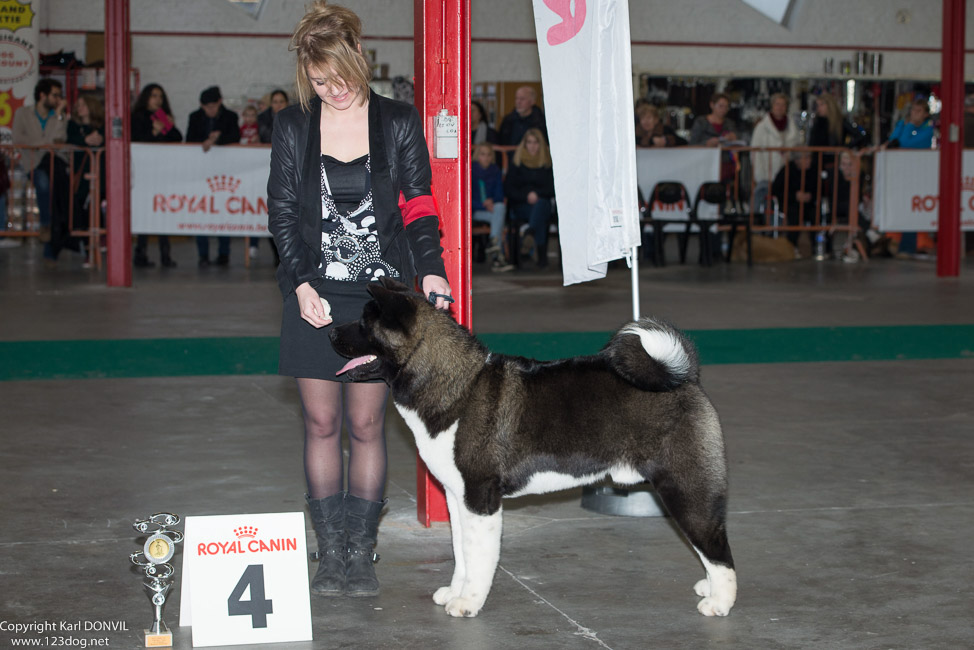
527, 190, 539, 205
85, 131, 104, 147
295, 282, 332, 328
422, 275, 452, 311
706, 137, 720, 147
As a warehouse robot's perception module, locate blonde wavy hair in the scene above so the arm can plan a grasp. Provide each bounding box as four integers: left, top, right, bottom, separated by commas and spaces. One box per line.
290, 1, 373, 111
815, 93, 844, 142
512, 128, 551, 169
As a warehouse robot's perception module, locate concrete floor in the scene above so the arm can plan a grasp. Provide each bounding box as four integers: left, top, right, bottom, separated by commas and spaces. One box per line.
1, 237, 972, 649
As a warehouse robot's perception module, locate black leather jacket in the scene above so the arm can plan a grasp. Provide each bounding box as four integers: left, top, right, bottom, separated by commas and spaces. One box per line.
267, 90, 446, 297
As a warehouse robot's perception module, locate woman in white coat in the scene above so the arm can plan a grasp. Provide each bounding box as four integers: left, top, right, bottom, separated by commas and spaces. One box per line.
750, 93, 801, 222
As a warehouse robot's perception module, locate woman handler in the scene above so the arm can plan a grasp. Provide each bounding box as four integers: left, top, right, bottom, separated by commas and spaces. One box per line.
267, 1, 451, 598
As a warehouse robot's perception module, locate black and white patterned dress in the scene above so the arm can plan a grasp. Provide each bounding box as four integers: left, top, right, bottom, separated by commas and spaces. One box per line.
318, 153, 400, 282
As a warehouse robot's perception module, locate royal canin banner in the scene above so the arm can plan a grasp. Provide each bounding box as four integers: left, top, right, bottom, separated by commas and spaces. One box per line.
532, 0, 641, 286
131, 143, 271, 236
873, 150, 974, 231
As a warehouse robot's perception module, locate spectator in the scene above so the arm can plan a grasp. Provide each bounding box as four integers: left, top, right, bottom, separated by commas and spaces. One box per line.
239, 105, 260, 144
499, 85, 547, 147
472, 143, 512, 272
12, 78, 68, 264
131, 83, 182, 268
258, 89, 288, 144
635, 104, 684, 148
883, 98, 935, 257
689, 92, 739, 183
471, 100, 498, 145
504, 128, 555, 269
688, 92, 738, 147
885, 98, 933, 150
832, 150, 881, 262
186, 85, 240, 267
750, 93, 801, 221
771, 150, 817, 252
807, 92, 867, 149
0, 154, 13, 248
66, 93, 105, 268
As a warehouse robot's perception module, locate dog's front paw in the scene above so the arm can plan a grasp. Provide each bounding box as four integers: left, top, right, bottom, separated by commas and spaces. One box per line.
444, 596, 482, 618
697, 596, 732, 617
693, 578, 710, 598
432, 586, 457, 605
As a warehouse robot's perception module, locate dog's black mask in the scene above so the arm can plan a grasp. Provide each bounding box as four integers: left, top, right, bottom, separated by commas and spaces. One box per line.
328, 277, 419, 382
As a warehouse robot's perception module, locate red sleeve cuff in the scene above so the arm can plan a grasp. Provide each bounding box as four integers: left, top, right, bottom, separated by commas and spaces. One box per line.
398, 191, 439, 227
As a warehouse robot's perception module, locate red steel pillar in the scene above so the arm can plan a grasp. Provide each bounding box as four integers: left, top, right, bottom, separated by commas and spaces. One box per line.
413, 0, 471, 525
105, 0, 132, 287
938, 0, 964, 276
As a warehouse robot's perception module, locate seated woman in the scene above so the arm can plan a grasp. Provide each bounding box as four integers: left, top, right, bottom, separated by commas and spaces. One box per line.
771, 150, 817, 251
472, 143, 513, 271
504, 128, 555, 269
688, 92, 737, 147
635, 104, 684, 148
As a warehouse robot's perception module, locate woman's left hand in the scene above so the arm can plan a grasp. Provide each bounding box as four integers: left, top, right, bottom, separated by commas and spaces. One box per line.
422, 275, 452, 311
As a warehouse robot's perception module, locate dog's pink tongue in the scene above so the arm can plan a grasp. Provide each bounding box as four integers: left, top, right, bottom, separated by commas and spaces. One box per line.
336, 355, 373, 376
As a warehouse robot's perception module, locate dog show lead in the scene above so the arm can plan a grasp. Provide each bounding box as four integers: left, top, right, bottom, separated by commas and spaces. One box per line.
267, 0, 452, 598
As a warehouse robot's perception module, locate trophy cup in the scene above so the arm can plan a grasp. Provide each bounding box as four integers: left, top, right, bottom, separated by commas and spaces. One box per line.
131, 513, 183, 647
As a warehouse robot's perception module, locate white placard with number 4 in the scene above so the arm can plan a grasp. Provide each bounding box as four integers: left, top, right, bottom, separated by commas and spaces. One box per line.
180, 512, 313, 647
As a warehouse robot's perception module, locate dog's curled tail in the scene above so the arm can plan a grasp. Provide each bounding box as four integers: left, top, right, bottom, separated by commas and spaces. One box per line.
606, 318, 700, 391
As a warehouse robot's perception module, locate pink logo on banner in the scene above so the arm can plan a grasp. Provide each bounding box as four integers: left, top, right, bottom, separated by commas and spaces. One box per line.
543, 0, 586, 45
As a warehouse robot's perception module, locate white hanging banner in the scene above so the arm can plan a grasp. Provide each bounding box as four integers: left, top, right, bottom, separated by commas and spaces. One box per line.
532, 0, 641, 285
131, 143, 272, 236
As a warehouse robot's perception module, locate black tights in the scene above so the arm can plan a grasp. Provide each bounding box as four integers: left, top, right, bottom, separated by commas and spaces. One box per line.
296, 378, 389, 502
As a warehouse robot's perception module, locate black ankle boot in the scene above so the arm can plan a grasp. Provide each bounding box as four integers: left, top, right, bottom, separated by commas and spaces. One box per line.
344, 495, 386, 597
306, 492, 346, 597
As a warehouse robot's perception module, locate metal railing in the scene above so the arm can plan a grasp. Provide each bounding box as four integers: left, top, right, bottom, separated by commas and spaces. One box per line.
1, 143, 105, 268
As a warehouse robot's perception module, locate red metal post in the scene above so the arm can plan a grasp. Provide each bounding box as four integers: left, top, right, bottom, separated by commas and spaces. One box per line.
413, 0, 471, 526
105, 0, 132, 287
938, 0, 964, 276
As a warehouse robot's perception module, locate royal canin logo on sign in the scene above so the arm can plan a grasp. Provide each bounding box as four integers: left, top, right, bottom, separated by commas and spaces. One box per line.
197, 525, 298, 556
152, 175, 266, 215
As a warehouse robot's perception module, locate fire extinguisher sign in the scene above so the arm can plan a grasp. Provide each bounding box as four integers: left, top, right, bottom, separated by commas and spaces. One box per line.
179, 512, 313, 647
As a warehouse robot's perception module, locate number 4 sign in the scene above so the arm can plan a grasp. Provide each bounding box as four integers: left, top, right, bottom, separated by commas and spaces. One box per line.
180, 512, 313, 647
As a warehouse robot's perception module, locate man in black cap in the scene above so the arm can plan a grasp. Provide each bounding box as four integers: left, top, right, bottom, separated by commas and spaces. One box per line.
186, 86, 241, 266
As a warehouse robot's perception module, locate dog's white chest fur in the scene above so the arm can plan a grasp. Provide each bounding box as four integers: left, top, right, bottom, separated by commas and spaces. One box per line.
395, 404, 464, 495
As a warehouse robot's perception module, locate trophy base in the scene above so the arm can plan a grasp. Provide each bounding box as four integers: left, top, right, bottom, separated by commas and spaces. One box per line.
144, 622, 173, 647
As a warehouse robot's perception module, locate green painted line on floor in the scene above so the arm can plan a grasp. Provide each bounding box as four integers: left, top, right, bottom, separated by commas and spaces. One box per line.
1, 325, 972, 382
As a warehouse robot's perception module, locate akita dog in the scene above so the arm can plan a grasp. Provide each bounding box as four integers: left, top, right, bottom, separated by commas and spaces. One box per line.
330, 278, 736, 618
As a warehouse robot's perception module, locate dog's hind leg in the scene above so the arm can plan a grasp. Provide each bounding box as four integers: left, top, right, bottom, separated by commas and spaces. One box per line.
440, 502, 503, 618
650, 470, 737, 617
433, 489, 466, 606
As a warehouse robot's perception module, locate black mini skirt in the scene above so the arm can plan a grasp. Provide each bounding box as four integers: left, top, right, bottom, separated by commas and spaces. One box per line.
278, 279, 378, 382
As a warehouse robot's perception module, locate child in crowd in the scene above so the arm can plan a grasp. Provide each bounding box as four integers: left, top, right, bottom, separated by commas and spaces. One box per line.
239, 105, 260, 145
471, 143, 513, 271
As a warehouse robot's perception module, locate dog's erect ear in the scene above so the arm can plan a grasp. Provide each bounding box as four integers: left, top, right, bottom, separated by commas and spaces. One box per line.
378, 277, 410, 293
367, 282, 417, 330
